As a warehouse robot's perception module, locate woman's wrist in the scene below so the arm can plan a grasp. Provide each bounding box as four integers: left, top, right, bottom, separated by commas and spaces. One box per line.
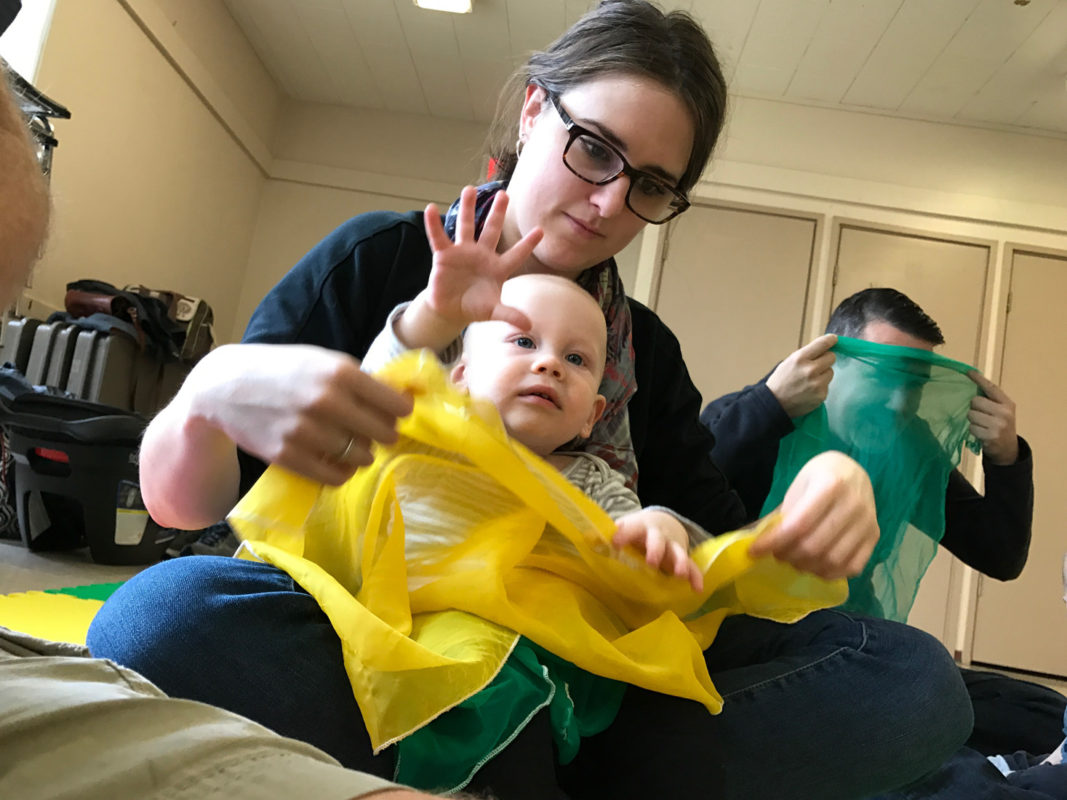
139, 351, 241, 527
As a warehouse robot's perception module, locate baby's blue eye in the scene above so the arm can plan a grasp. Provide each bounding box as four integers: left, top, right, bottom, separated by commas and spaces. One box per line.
566, 353, 584, 366
515, 336, 534, 349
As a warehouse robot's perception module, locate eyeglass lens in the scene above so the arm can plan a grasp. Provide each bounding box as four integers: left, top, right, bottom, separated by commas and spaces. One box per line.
564, 134, 680, 223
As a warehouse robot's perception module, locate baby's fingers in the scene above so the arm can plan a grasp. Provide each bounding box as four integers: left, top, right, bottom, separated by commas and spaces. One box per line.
685, 558, 705, 593
612, 519, 651, 558
662, 541, 703, 592
500, 226, 544, 276
490, 303, 532, 331
423, 203, 451, 252
478, 191, 509, 252
454, 185, 477, 244
643, 529, 667, 568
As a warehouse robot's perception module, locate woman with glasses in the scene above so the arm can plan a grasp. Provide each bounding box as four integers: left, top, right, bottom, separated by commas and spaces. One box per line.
88, 1, 972, 798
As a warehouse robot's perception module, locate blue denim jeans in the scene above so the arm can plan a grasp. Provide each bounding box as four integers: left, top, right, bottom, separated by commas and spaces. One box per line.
562, 607, 973, 799
88, 556, 973, 799
872, 746, 1064, 799
962, 667, 1067, 756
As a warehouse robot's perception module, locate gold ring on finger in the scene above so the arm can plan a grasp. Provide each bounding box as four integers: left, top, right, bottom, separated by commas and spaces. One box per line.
335, 436, 355, 463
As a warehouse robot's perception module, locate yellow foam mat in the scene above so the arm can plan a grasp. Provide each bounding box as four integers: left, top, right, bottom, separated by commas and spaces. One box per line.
0, 591, 103, 645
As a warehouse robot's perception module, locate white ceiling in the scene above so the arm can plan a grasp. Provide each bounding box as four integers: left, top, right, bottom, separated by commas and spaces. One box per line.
223, 0, 1067, 137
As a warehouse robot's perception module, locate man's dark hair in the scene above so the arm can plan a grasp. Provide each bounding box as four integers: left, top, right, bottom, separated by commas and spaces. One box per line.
825, 288, 945, 346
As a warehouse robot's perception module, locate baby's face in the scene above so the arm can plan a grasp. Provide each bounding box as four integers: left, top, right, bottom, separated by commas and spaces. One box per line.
452, 275, 607, 456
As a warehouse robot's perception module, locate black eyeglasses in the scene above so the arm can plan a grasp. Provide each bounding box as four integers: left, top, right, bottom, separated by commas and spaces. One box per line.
547, 92, 690, 225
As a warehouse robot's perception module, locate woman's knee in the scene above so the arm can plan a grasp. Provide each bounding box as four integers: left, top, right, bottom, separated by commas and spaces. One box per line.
87, 556, 292, 678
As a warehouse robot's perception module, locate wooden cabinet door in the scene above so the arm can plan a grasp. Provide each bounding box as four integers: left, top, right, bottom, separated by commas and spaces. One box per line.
831, 225, 990, 364
655, 204, 817, 405
970, 250, 1067, 679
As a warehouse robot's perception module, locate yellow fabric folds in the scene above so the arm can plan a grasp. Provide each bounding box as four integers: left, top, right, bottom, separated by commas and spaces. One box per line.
228, 351, 846, 751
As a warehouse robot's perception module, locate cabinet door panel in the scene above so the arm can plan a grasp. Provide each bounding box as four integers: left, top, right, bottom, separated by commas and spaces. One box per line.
971, 251, 1067, 678
833, 225, 989, 365
656, 205, 816, 405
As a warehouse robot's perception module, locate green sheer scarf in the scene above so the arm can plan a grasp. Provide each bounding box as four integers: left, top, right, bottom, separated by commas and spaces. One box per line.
760, 337, 980, 621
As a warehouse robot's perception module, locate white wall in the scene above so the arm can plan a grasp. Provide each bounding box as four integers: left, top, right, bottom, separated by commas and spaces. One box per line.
273, 100, 487, 187
31, 0, 265, 341
233, 180, 444, 338
151, 0, 282, 146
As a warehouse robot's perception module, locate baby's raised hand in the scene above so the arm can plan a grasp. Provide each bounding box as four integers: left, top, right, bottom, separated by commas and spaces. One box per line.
613, 509, 704, 592
422, 185, 543, 331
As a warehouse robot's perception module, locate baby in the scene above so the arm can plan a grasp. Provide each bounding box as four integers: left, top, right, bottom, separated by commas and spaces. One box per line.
363, 220, 705, 591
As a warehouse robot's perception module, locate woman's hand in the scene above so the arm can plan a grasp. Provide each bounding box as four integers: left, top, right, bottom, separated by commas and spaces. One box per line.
140, 343, 413, 529
748, 451, 877, 580
613, 509, 704, 592
188, 343, 413, 481
397, 186, 543, 351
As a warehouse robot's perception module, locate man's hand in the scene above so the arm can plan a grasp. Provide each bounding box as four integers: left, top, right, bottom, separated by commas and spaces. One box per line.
968, 371, 1019, 465
613, 509, 704, 592
765, 334, 837, 418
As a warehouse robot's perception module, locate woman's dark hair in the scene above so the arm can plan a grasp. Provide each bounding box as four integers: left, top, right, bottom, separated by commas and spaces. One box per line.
826, 288, 945, 345
488, 0, 728, 195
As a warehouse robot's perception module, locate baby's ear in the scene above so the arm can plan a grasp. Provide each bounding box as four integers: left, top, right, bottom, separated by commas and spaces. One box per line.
580, 394, 608, 439
450, 360, 468, 389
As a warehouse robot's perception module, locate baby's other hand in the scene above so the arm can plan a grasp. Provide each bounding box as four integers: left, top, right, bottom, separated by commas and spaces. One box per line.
613, 509, 704, 592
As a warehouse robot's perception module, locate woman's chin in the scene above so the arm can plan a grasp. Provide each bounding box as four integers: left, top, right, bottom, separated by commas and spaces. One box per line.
528, 243, 602, 279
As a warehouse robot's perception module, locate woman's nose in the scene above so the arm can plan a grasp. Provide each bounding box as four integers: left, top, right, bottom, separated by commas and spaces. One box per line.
589, 175, 629, 218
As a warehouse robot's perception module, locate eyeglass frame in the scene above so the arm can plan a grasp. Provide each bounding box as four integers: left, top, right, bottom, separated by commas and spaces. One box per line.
542, 89, 691, 225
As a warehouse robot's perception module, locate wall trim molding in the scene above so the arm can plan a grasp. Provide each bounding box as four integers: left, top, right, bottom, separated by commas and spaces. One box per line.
270, 160, 459, 205
118, 0, 273, 175
699, 159, 1067, 238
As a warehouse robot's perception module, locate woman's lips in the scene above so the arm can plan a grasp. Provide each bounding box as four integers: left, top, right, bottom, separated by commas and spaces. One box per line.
564, 213, 603, 239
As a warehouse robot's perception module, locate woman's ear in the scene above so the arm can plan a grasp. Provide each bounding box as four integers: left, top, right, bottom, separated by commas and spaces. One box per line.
580, 394, 608, 439
519, 84, 548, 142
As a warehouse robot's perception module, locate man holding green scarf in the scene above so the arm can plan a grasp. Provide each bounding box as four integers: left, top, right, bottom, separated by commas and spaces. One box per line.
701, 286, 1059, 759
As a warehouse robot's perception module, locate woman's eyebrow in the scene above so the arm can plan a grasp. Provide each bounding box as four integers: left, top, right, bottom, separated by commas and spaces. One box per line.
573, 112, 682, 185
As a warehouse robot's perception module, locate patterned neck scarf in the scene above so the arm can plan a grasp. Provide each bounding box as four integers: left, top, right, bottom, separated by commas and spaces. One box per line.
443, 182, 639, 489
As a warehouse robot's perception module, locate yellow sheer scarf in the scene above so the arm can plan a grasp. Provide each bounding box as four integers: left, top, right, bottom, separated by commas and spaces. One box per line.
228, 351, 846, 751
